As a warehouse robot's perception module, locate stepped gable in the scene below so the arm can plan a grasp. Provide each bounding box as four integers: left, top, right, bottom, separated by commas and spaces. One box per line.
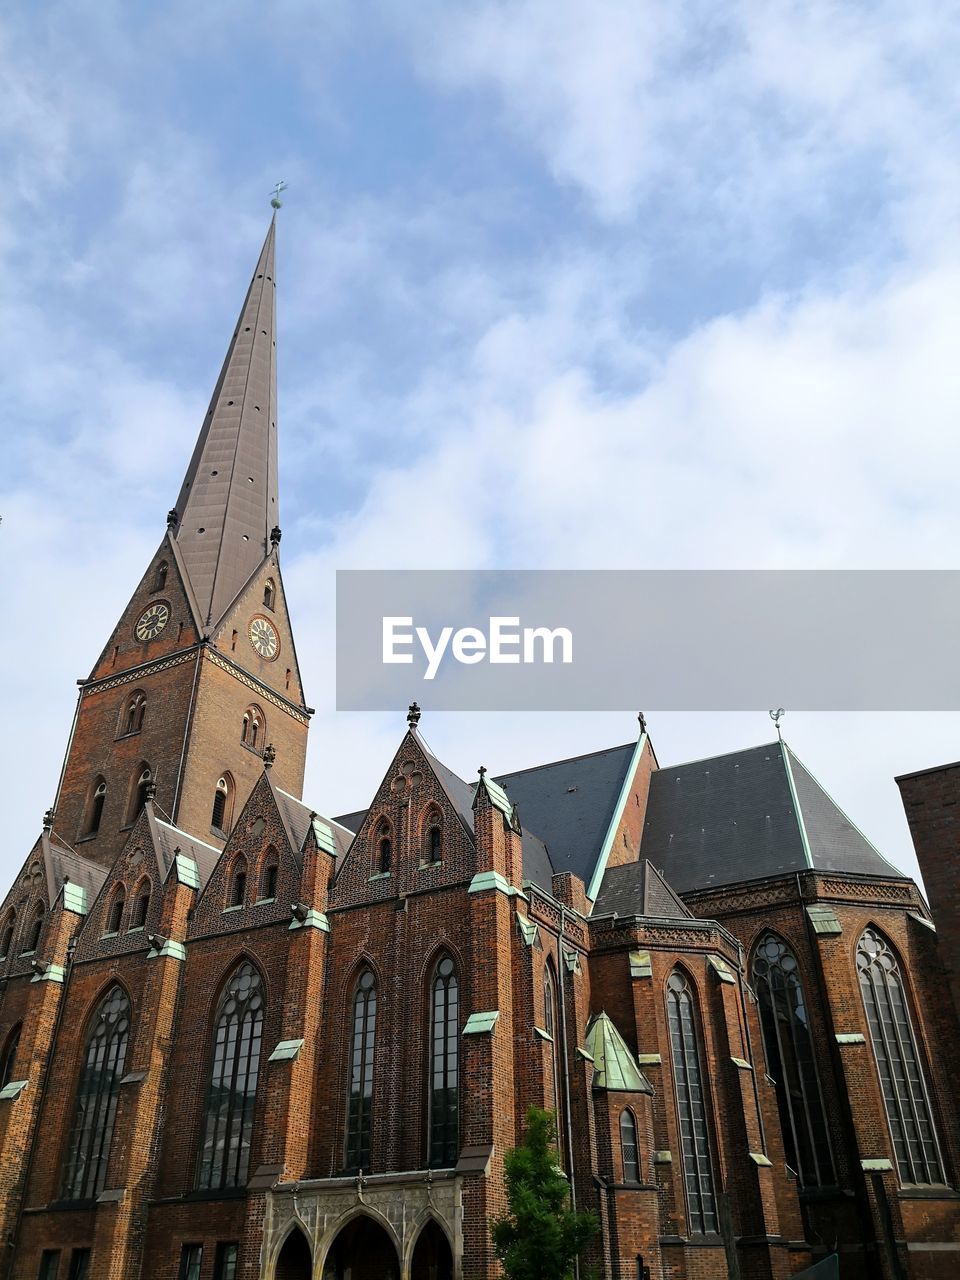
593, 858, 693, 919
639, 740, 905, 894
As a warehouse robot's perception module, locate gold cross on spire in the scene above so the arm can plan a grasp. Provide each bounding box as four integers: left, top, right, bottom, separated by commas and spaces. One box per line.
270, 180, 288, 210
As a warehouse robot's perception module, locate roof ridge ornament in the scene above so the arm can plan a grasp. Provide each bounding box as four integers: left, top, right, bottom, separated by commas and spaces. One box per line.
769, 707, 786, 740
407, 702, 421, 730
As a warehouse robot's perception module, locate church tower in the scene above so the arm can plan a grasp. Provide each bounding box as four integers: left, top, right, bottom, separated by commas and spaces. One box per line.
50, 216, 310, 868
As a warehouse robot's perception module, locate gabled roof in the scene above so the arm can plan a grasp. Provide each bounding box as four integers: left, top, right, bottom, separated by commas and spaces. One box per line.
274, 786, 353, 860
493, 743, 637, 886
152, 817, 222, 888
639, 741, 904, 894
172, 216, 279, 628
593, 859, 693, 919
44, 839, 108, 910
583, 1012, 652, 1093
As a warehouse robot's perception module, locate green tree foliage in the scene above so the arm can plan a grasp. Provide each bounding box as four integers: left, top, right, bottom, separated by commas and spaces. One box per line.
491, 1108, 598, 1280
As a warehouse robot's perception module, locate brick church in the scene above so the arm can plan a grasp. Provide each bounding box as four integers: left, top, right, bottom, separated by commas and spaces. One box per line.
2, 216, 959, 1280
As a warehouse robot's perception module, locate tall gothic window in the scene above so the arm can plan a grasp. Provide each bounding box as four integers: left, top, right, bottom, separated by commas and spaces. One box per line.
84, 779, 106, 837
620, 1109, 639, 1183
858, 928, 944, 1184
24, 903, 44, 954
61, 986, 130, 1200
373, 820, 392, 875
752, 933, 834, 1186
105, 889, 125, 936
131, 879, 151, 929
667, 971, 717, 1234
346, 971, 377, 1171
120, 691, 146, 736
429, 956, 459, 1167
241, 707, 263, 753
127, 766, 151, 824
196, 962, 264, 1190
0, 911, 15, 959
228, 857, 247, 908
263, 579, 276, 611
0, 1024, 21, 1088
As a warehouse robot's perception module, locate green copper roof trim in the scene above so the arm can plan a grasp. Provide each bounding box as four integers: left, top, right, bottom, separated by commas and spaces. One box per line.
148, 940, 186, 962
474, 773, 514, 820
289, 910, 329, 933
533, 1026, 553, 1042
731, 1057, 753, 1070
462, 1010, 500, 1035
861, 1158, 893, 1172
806, 905, 843, 936
780, 740, 814, 870
268, 1038, 305, 1062
563, 949, 582, 975
311, 815, 338, 856
576, 1046, 595, 1063
62, 883, 87, 915
516, 912, 540, 946
30, 964, 65, 984
0, 1080, 28, 1101
708, 956, 736, 985
469, 871, 525, 899
583, 1012, 652, 1094
629, 949, 652, 979
587, 732, 647, 902
173, 854, 201, 889
749, 1152, 773, 1167
909, 912, 937, 932
637, 1053, 662, 1066
653, 1150, 672, 1164
835, 1032, 866, 1045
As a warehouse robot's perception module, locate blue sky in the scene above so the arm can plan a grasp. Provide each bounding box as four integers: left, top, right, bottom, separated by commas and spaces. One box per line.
3, 0, 960, 885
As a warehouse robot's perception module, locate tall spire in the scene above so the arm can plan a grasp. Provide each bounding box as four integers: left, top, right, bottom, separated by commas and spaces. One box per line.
172, 216, 279, 628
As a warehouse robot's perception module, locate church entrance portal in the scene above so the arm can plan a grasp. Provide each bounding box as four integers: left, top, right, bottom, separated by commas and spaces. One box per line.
410, 1221, 453, 1280
276, 1227, 312, 1280
321, 1215, 400, 1280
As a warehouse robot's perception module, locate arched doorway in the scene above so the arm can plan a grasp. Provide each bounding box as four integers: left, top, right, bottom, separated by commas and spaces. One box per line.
321, 1215, 400, 1280
276, 1227, 312, 1280
411, 1220, 454, 1280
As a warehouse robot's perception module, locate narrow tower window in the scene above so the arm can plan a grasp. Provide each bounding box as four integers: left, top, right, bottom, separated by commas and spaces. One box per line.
153, 561, 168, 591
543, 961, 563, 1158
0, 1024, 21, 1089
105, 889, 125, 936
620, 1110, 640, 1183
259, 850, 279, 902
84, 779, 106, 837
196, 962, 264, 1190
752, 933, 834, 1186
229, 857, 247, 908
373, 820, 392, 875
61, 986, 130, 1200
132, 880, 151, 929
263, 579, 276, 611
120, 691, 146, 736
211, 776, 232, 834
858, 928, 944, 1184
667, 970, 717, 1234
0, 911, 15, 959
126, 767, 152, 824
24, 903, 44, 955
429, 956, 459, 1167
241, 707, 264, 753
346, 970, 377, 1171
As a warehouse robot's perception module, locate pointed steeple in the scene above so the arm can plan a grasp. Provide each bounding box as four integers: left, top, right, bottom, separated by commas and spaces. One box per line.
172, 217, 279, 628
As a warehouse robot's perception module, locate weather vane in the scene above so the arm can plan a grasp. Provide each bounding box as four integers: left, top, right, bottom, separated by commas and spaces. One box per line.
270, 180, 288, 210
769, 707, 786, 739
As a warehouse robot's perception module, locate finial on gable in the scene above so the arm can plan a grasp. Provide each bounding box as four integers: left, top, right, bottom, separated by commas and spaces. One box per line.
42, 808, 55, 832
407, 702, 422, 730
637, 711, 647, 734
167, 509, 179, 529
270, 526, 282, 547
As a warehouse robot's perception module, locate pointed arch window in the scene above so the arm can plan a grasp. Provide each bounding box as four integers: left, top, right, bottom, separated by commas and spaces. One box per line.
752, 933, 834, 1186
196, 962, 264, 1190
620, 1109, 639, 1183
346, 970, 377, 1171
0, 911, 15, 959
0, 1024, 21, 1088
153, 561, 168, 592
241, 707, 264, 753
373, 820, 392, 875
84, 779, 106, 837
120, 691, 146, 737
105, 889, 125, 936
429, 956, 459, 1167
228, 857, 247, 908
858, 928, 944, 1184
263, 579, 276, 611
61, 986, 130, 1200
667, 971, 717, 1234
24, 903, 44, 955
211, 776, 233, 835
131, 879, 151, 930
126, 767, 152, 825
259, 849, 279, 902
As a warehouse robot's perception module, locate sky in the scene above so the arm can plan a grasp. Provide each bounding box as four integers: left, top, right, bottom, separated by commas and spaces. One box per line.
3, 0, 960, 889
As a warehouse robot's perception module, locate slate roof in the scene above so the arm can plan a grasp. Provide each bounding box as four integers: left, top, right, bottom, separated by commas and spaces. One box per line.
638, 741, 904, 894
275, 787, 353, 860
493, 743, 636, 886
45, 840, 108, 909
153, 818, 222, 888
172, 217, 279, 628
593, 860, 693, 919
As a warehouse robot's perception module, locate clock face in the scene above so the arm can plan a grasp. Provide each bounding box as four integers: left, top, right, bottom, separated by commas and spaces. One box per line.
249, 615, 279, 661
135, 601, 170, 642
